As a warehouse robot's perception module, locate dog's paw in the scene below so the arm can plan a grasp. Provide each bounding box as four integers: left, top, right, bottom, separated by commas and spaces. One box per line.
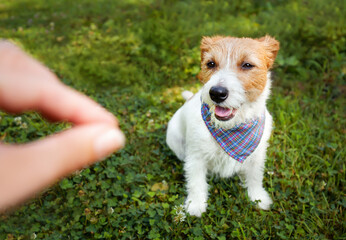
248, 188, 273, 210
185, 198, 207, 217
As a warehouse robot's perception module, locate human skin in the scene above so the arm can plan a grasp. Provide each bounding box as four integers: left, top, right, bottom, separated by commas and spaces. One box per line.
0, 42, 125, 212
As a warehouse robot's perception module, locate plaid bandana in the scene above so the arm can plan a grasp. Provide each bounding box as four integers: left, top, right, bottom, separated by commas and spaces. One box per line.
201, 103, 265, 163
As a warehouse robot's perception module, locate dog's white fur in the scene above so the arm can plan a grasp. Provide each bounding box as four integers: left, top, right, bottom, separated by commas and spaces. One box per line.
166, 36, 278, 217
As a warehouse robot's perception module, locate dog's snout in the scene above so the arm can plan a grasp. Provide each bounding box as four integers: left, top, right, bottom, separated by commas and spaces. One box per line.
209, 86, 229, 103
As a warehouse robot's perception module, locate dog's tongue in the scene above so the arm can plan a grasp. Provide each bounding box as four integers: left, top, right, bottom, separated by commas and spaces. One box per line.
215, 106, 232, 118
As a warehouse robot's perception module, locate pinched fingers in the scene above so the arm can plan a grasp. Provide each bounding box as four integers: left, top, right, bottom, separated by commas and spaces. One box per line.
0, 123, 125, 212
0, 41, 117, 126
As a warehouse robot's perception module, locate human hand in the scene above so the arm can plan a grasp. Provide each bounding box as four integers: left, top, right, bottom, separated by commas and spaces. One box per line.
0, 41, 125, 212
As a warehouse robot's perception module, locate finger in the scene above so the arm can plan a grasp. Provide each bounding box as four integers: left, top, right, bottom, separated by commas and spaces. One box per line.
0, 41, 117, 126
39, 83, 118, 126
0, 123, 125, 212
0, 41, 58, 112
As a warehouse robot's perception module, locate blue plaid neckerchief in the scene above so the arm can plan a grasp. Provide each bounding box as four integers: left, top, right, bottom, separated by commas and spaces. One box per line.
201, 103, 265, 163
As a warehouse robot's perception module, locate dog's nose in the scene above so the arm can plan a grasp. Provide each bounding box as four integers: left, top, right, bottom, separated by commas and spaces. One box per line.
209, 86, 229, 103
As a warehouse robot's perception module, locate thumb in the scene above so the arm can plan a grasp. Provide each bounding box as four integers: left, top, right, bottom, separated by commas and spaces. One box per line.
0, 124, 125, 212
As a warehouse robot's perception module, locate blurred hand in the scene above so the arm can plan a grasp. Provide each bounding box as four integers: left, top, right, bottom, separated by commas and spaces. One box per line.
0, 41, 125, 212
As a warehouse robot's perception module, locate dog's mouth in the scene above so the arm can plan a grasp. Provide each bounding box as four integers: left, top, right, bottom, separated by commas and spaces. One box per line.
214, 106, 237, 121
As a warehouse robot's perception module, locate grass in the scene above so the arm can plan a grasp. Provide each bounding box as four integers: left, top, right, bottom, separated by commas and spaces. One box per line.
0, 0, 345, 239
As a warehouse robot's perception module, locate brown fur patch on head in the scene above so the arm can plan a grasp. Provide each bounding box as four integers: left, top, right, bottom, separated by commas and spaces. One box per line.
200, 36, 224, 59
198, 35, 280, 101
198, 36, 227, 83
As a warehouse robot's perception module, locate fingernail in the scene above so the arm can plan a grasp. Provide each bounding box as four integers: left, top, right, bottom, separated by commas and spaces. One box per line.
94, 129, 125, 159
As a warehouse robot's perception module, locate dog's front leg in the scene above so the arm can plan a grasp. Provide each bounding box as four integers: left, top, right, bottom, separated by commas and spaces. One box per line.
184, 157, 208, 217
244, 154, 272, 210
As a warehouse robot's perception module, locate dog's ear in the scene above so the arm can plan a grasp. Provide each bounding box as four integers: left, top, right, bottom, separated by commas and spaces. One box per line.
257, 35, 280, 69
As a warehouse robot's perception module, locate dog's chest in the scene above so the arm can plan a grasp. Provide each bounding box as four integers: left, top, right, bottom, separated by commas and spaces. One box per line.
190, 132, 244, 178
207, 142, 244, 177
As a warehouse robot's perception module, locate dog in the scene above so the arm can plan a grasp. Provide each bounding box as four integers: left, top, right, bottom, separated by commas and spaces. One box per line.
166, 35, 279, 217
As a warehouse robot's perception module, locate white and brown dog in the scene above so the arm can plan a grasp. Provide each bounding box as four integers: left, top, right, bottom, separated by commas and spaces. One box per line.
166, 35, 279, 217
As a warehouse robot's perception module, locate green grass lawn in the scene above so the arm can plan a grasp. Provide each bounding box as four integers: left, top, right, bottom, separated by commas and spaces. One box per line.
0, 0, 345, 239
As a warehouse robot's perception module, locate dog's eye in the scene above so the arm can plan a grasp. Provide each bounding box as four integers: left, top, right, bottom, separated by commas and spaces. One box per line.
241, 62, 255, 69
207, 61, 216, 69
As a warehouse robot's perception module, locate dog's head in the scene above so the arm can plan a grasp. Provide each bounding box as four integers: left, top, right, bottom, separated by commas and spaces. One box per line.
198, 35, 279, 128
